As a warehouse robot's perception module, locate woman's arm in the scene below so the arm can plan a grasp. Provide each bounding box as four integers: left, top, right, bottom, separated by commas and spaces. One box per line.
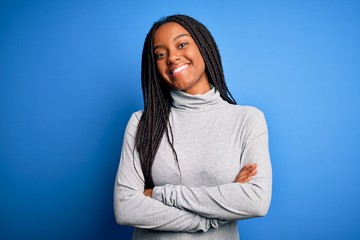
150, 111, 272, 221
114, 112, 227, 232
144, 163, 257, 196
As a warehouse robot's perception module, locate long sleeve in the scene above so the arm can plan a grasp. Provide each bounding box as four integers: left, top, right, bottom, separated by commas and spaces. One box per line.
152, 111, 272, 221
113, 112, 227, 232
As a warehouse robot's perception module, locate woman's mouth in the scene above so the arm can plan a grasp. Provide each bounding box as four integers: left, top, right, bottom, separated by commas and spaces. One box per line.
170, 64, 189, 75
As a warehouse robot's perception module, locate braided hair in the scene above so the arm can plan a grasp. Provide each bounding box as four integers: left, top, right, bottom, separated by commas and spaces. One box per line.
135, 14, 237, 188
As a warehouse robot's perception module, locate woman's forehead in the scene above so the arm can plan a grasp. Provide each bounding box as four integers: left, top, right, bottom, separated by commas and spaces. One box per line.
153, 22, 192, 45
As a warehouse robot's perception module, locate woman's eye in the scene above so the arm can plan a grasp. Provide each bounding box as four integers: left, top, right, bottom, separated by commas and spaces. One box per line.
155, 53, 166, 60
178, 42, 188, 48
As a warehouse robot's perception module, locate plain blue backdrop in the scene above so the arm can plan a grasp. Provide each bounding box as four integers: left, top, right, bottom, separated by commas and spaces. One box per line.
1, 0, 360, 239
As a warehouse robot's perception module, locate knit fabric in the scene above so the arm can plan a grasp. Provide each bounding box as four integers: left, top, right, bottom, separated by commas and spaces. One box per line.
114, 87, 272, 240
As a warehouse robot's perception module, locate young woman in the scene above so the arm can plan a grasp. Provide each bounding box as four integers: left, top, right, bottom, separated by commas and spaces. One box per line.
114, 14, 272, 239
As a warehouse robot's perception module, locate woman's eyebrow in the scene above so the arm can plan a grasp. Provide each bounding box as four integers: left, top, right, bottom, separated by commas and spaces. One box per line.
173, 33, 191, 41
154, 33, 191, 50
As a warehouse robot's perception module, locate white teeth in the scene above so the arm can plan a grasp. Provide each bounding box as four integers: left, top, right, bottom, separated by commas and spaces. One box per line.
172, 64, 188, 74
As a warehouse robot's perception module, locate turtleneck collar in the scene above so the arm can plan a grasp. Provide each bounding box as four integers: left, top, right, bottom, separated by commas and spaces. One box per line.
170, 86, 226, 112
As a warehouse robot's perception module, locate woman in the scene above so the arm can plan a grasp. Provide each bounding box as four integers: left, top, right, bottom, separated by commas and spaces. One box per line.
114, 14, 272, 239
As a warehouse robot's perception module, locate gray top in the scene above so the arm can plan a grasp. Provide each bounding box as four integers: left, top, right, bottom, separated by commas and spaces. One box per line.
114, 87, 272, 240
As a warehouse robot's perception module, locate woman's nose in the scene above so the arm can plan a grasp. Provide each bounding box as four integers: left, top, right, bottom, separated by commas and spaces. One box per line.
167, 50, 180, 65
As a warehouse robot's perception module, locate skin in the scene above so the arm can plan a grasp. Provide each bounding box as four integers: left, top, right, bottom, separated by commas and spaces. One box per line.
144, 22, 257, 197
153, 22, 211, 95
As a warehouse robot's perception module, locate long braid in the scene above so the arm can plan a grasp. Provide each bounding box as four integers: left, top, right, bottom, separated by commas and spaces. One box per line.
171, 15, 237, 104
135, 15, 236, 188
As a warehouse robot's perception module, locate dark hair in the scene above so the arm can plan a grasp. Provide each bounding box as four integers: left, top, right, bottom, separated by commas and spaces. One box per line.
135, 14, 236, 188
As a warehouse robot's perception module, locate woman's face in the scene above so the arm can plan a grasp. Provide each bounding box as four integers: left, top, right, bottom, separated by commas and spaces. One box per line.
153, 22, 210, 95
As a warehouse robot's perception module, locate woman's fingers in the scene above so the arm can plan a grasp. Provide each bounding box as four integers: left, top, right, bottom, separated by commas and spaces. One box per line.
234, 163, 258, 183
238, 171, 257, 182
239, 164, 257, 176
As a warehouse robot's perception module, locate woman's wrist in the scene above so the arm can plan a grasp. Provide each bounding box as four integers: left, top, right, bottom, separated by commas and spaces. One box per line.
144, 188, 153, 197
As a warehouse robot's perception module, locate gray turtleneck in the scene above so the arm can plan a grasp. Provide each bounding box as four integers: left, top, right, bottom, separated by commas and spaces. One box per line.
114, 87, 272, 240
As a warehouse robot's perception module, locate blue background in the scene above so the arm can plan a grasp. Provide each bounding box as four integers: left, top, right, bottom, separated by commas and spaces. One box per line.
1, 0, 359, 239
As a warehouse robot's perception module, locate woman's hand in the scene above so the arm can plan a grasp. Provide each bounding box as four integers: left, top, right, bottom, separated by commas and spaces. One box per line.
144, 188, 153, 197
234, 163, 257, 183
144, 164, 257, 197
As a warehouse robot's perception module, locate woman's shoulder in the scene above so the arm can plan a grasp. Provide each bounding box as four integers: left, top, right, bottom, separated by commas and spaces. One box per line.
124, 110, 143, 131
228, 104, 264, 117
225, 104, 267, 129
130, 110, 144, 121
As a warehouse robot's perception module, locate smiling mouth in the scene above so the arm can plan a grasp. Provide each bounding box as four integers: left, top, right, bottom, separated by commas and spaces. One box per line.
170, 64, 189, 75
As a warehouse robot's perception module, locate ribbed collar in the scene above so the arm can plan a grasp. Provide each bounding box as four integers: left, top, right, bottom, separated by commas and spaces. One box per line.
170, 86, 225, 112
